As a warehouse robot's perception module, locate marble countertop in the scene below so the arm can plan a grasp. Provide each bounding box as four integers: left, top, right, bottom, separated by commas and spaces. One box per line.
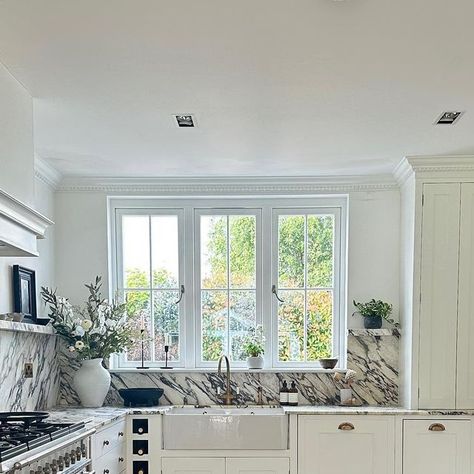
48, 405, 474, 430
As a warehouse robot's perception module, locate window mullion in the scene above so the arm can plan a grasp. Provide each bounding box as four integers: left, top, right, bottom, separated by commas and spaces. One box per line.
303, 214, 308, 363
148, 215, 156, 363
226, 215, 231, 358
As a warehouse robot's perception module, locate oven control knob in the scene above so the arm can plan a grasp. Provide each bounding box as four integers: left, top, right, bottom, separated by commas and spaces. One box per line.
58, 456, 64, 470
137, 427, 144, 434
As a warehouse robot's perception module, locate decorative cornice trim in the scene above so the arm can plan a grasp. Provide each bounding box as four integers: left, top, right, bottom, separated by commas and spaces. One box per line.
394, 155, 474, 185
56, 175, 398, 194
34, 157, 62, 189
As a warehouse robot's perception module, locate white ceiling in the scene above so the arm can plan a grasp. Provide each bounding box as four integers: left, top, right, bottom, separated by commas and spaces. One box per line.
0, 0, 473, 177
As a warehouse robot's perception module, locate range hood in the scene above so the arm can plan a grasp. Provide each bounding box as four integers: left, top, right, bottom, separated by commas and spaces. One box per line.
0, 189, 53, 257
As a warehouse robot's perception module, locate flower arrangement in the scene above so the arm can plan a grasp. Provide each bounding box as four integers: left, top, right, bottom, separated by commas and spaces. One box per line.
41, 276, 135, 360
243, 324, 266, 357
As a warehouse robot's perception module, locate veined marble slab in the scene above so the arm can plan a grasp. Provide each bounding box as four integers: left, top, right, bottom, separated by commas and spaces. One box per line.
58, 331, 400, 407
0, 329, 60, 411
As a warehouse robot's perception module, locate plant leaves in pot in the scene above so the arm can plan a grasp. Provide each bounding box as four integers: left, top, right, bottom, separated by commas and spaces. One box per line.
352, 299, 399, 329
243, 324, 265, 369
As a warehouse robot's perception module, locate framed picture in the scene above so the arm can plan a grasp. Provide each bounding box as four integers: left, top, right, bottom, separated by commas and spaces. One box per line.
12, 265, 37, 322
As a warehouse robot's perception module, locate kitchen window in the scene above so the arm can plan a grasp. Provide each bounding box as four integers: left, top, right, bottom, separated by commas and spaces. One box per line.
110, 197, 346, 369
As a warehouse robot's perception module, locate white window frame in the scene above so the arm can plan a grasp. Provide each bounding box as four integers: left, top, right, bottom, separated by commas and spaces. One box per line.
111, 206, 186, 369
194, 208, 262, 368
271, 207, 343, 368
108, 196, 347, 370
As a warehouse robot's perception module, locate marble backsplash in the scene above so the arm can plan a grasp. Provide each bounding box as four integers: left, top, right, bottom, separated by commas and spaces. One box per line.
0, 323, 60, 411
58, 329, 399, 407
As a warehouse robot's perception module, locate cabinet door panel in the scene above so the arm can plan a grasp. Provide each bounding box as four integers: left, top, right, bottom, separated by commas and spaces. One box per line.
403, 420, 471, 474
419, 183, 461, 409
298, 415, 394, 474
226, 458, 289, 474
457, 183, 474, 408
162, 458, 225, 474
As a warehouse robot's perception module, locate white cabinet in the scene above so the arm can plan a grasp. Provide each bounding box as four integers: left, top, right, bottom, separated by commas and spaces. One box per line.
162, 458, 225, 474
418, 183, 474, 409
162, 458, 289, 474
403, 419, 471, 474
298, 415, 394, 474
418, 183, 461, 409
226, 458, 289, 474
456, 183, 474, 409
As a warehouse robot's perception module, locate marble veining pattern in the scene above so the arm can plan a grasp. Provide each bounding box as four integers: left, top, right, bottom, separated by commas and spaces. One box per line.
58, 331, 399, 407
0, 329, 60, 411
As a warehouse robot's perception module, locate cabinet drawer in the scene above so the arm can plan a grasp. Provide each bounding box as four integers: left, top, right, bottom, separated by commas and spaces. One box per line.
93, 419, 126, 457
93, 444, 126, 474
298, 415, 395, 474
403, 419, 471, 474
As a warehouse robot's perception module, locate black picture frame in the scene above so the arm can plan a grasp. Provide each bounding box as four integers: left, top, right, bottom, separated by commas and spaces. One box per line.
12, 265, 37, 322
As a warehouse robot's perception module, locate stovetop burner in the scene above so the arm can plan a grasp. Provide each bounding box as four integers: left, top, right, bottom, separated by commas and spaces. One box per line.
0, 412, 85, 463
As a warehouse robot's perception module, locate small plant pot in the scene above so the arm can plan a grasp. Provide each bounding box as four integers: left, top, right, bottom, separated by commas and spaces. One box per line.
363, 315, 383, 329
247, 355, 264, 369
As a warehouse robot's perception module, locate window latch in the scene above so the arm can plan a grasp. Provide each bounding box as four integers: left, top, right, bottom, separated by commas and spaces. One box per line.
174, 285, 185, 304
272, 285, 285, 303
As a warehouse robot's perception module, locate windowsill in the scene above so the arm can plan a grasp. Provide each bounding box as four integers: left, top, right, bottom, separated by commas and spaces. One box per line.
110, 367, 347, 374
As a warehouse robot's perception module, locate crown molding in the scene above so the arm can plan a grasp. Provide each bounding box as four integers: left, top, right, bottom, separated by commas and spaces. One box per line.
56, 174, 398, 194
394, 155, 474, 185
34, 157, 62, 189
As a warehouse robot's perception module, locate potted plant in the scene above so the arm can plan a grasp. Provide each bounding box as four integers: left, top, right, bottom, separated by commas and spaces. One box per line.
352, 299, 399, 329
243, 324, 265, 369
41, 276, 135, 407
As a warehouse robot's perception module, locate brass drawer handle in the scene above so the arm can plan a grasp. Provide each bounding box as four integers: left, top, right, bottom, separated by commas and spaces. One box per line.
429, 423, 446, 432
338, 422, 355, 431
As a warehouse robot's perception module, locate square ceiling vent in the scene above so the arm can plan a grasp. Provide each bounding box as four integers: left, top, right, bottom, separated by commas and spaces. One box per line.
174, 115, 196, 127
435, 111, 464, 125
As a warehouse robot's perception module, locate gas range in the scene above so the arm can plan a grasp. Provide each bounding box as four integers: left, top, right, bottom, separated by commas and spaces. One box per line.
0, 412, 94, 474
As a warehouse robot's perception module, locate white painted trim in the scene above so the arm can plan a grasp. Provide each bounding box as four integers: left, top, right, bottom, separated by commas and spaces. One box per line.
34, 156, 62, 189
57, 174, 398, 194
394, 155, 474, 186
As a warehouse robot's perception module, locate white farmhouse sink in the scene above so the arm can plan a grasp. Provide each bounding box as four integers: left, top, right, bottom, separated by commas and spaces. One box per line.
163, 406, 288, 450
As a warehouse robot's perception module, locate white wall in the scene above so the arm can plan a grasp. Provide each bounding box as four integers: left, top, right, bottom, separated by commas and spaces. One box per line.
0, 176, 55, 316
54, 188, 401, 328
0, 61, 34, 206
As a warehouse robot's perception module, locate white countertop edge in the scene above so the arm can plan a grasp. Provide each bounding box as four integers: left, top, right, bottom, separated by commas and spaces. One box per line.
110, 367, 347, 374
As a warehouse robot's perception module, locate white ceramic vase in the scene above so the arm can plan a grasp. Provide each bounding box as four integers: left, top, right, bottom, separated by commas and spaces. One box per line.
247, 355, 264, 369
73, 358, 111, 407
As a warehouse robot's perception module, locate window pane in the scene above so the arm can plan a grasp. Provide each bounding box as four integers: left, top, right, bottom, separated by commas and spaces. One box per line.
122, 216, 150, 288
307, 215, 334, 288
153, 290, 180, 361
278, 290, 305, 362
152, 216, 179, 288
278, 215, 305, 288
201, 216, 228, 289
124, 291, 151, 362
230, 290, 256, 361
307, 290, 333, 360
201, 290, 228, 361
230, 216, 256, 289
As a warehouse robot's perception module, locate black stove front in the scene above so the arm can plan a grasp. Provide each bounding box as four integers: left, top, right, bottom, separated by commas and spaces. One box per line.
0, 412, 85, 463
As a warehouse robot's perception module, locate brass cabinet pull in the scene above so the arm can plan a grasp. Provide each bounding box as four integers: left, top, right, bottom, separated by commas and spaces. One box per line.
338, 422, 355, 431
119, 457, 124, 462
429, 423, 446, 432
103, 440, 110, 446
118, 431, 124, 437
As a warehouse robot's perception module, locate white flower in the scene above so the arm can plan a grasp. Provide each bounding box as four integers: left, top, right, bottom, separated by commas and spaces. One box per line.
81, 319, 93, 330
75, 340, 85, 350
68, 346, 76, 352
73, 325, 85, 337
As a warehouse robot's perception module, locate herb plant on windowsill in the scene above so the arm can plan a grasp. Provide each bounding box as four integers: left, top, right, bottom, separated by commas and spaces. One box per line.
352, 299, 400, 329
243, 324, 265, 369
